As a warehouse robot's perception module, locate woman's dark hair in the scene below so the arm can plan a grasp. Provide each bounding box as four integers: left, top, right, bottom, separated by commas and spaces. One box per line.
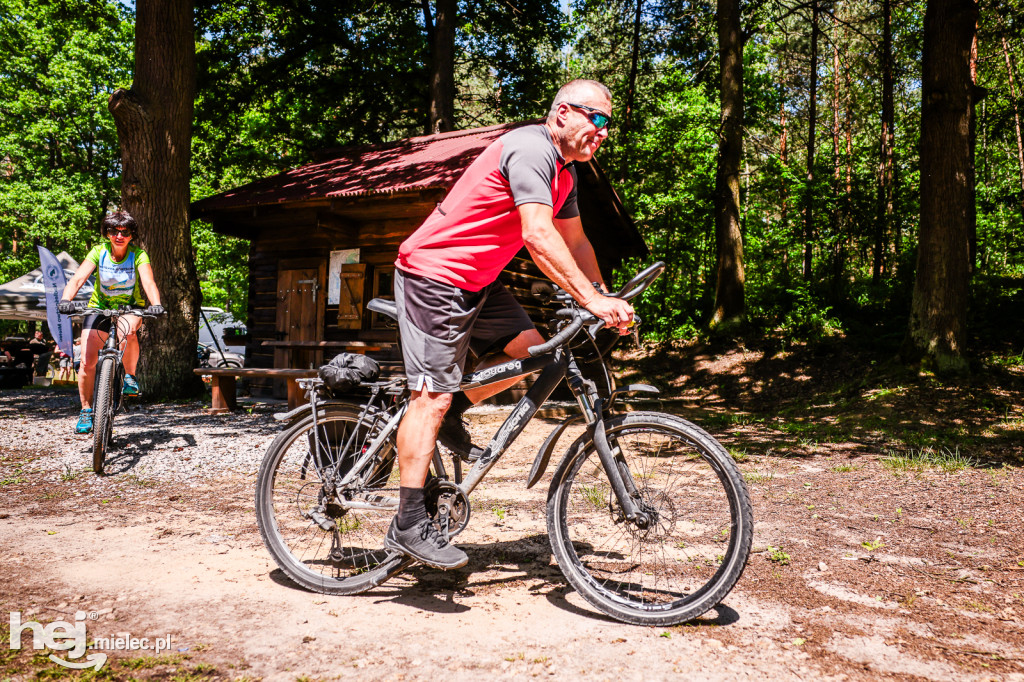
101, 210, 138, 238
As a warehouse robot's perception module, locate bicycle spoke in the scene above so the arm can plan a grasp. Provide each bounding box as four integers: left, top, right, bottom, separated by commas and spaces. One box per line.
549, 413, 752, 625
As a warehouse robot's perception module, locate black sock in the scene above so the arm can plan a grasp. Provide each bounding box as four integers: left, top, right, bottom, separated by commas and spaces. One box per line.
447, 391, 473, 418
397, 486, 428, 530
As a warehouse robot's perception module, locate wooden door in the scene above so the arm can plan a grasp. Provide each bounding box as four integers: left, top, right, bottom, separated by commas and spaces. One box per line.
276, 265, 324, 377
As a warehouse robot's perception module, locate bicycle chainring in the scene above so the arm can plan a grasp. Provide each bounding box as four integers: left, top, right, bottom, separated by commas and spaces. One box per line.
424, 479, 471, 537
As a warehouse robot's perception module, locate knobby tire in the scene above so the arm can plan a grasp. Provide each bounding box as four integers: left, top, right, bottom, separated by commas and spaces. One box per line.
91, 357, 116, 475
255, 403, 410, 595
547, 411, 753, 626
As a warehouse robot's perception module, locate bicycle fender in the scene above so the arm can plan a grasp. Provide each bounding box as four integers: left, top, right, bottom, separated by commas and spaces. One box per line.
526, 414, 583, 489
272, 398, 353, 422
273, 403, 311, 421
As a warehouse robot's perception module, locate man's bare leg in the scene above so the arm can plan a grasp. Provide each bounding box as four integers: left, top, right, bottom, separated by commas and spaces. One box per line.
396, 388, 450, 487
463, 328, 544, 404
387, 387, 468, 568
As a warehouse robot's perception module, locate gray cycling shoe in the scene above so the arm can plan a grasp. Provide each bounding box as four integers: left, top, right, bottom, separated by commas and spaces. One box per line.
384, 517, 468, 569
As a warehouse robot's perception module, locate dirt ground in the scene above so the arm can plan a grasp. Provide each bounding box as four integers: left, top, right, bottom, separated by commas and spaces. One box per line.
2, 341, 1024, 681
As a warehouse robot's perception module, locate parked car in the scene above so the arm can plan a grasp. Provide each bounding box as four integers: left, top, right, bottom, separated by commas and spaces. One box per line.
198, 342, 245, 369
199, 307, 247, 348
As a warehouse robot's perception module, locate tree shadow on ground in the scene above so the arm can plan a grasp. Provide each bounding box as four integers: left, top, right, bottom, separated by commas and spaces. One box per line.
613, 327, 1024, 467
267, 534, 748, 626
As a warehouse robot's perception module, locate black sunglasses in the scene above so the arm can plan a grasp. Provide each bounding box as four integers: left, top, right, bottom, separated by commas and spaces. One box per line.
565, 102, 612, 130
106, 228, 132, 237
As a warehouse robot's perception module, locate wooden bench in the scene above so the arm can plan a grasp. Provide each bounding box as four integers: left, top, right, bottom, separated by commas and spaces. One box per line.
194, 368, 318, 414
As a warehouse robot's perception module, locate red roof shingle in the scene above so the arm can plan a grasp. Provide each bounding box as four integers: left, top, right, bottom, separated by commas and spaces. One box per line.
192, 122, 527, 215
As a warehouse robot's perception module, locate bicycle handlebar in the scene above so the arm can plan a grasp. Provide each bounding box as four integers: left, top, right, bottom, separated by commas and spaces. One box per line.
527, 262, 664, 357
65, 305, 165, 319
615, 261, 665, 301
527, 315, 586, 357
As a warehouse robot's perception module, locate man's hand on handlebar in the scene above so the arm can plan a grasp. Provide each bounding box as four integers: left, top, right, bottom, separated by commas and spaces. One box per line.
584, 295, 634, 335
144, 304, 165, 316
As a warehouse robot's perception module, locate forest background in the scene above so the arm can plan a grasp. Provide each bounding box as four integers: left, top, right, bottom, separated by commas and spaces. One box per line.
1, 0, 1022, 385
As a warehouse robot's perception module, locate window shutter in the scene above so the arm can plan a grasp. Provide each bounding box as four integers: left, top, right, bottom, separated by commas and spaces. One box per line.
336, 263, 367, 330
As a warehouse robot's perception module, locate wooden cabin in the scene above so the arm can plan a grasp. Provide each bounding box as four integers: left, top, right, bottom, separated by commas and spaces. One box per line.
190, 121, 647, 399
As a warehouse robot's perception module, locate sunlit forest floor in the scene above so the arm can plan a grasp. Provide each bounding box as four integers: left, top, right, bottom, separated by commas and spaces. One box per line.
616, 275, 1024, 469
1, 280, 1022, 679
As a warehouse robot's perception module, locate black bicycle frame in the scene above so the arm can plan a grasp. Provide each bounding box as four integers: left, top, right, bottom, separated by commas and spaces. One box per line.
322, 328, 643, 524
94, 313, 128, 412
454, 351, 568, 492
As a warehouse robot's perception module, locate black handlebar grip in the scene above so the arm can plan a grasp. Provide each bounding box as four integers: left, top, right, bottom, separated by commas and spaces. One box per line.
528, 315, 584, 357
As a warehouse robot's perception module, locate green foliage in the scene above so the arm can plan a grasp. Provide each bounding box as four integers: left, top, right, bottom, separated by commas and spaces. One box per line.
767, 546, 791, 565
608, 73, 719, 341
0, 0, 132, 283
191, 221, 248, 319
6, 0, 1024, 363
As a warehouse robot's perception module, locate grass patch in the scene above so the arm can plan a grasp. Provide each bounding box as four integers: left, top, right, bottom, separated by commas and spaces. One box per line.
120, 654, 188, 670
829, 464, 858, 473
743, 471, 774, 484
881, 446, 979, 473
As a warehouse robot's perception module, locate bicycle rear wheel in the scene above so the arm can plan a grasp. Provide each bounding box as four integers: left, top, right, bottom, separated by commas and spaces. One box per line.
547, 412, 753, 626
255, 403, 409, 595
91, 356, 117, 475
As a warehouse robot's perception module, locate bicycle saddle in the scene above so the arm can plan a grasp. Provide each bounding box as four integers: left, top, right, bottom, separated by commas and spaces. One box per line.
367, 298, 397, 321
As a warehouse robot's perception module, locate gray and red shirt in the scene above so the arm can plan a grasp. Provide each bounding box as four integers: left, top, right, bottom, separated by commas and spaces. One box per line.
396, 124, 579, 291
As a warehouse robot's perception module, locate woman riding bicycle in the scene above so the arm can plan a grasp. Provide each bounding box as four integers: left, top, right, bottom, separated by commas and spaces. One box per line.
59, 211, 163, 434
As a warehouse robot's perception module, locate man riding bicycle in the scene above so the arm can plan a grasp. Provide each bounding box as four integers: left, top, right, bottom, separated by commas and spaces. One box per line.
385, 79, 635, 569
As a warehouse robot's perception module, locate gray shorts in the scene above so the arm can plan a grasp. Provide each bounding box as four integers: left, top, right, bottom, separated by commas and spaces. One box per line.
395, 269, 535, 393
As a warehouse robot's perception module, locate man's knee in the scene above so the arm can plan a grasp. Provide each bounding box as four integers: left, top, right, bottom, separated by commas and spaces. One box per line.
503, 329, 545, 359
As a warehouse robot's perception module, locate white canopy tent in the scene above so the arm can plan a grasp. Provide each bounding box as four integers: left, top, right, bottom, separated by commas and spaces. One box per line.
0, 252, 92, 322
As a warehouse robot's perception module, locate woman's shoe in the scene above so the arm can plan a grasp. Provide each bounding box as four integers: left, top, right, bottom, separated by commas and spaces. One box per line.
122, 374, 140, 396
75, 408, 93, 434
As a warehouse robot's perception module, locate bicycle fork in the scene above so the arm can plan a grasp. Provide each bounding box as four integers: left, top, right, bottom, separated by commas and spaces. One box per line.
567, 360, 651, 528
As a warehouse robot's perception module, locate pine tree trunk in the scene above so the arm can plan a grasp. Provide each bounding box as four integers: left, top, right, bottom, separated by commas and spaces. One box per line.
108, 0, 201, 399
802, 0, 819, 280
830, 20, 844, 296
780, 99, 789, 230
903, 0, 978, 373
710, 0, 745, 327
427, 0, 456, 134
874, 0, 896, 283
1001, 35, 1024, 215
619, 0, 644, 182
968, 29, 980, 272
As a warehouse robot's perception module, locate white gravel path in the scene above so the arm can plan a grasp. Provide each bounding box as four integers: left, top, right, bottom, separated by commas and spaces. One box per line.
0, 385, 524, 491
0, 386, 283, 486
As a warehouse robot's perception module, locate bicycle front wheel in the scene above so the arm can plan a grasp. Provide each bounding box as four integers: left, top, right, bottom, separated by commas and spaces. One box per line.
547, 412, 753, 626
255, 403, 408, 595
91, 356, 117, 475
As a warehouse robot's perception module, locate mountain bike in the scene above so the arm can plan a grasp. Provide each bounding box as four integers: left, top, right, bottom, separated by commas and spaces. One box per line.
255, 263, 753, 626
68, 305, 164, 474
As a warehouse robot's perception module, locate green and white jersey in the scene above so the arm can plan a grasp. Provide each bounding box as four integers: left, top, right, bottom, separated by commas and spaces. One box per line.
84, 243, 151, 309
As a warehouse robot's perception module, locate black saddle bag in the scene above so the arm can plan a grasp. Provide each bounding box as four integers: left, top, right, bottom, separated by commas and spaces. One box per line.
318, 352, 380, 393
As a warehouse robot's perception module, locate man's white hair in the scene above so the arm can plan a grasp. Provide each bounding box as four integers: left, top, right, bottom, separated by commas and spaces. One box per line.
547, 79, 612, 120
